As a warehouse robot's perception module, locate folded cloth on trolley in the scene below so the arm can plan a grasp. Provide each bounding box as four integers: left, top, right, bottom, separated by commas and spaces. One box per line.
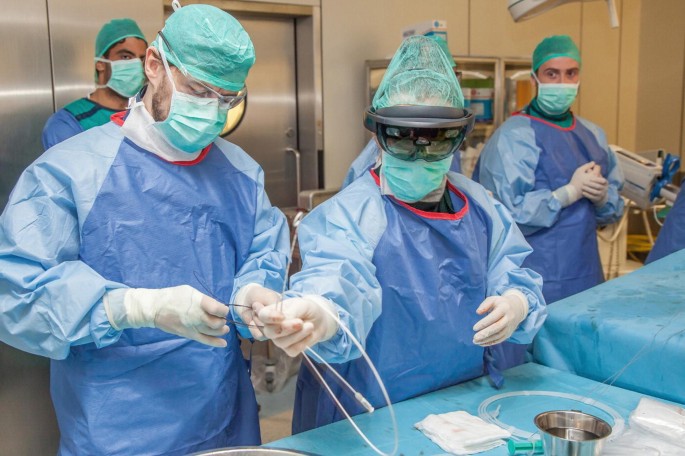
415, 410, 511, 455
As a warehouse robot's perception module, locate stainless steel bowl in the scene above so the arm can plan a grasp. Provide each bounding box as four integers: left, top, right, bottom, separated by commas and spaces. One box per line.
189, 447, 319, 456
534, 410, 612, 456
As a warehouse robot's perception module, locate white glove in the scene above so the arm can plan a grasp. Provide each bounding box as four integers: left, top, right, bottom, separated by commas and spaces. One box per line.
257, 296, 339, 357
553, 162, 596, 208
472, 290, 528, 347
104, 285, 230, 347
581, 164, 609, 206
232, 283, 282, 340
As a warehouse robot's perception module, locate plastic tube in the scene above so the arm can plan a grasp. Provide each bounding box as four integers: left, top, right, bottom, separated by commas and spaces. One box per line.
300, 305, 399, 456
477, 390, 625, 442
281, 210, 398, 456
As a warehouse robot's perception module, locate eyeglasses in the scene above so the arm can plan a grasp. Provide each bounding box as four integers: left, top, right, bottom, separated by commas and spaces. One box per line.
157, 30, 247, 110
364, 105, 475, 162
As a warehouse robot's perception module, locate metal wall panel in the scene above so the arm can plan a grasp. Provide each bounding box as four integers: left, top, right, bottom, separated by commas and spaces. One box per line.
47, 0, 163, 109
0, 3, 58, 454
0, 0, 54, 209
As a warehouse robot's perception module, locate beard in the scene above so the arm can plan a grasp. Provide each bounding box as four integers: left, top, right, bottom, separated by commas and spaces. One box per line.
151, 75, 169, 122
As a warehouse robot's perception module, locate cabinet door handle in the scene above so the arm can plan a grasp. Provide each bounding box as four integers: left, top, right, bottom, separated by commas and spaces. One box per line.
286, 147, 301, 197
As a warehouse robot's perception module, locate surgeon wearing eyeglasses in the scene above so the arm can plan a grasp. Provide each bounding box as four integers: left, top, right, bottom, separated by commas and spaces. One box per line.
0, 4, 289, 455
247, 35, 546, 433
42, 18, 148, 150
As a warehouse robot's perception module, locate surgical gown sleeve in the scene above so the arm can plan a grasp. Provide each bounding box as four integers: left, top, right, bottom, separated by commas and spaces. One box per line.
286, 177, 386, 363
341, 140, 380, 189
227, 150, 290, 339
456, 175, 547, 343
0, 144, 127, 360
42, 109, 83, 151
476, 118, 562, 235
577, 118, 625, 225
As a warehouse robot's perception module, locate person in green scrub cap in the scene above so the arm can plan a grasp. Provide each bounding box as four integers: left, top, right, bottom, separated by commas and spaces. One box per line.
42, 18, 147, 150
341, 34, 461, 189
473, 35, 624, 367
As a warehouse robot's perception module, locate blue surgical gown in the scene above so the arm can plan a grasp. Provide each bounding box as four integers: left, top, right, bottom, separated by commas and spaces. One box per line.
288, 169, 546, 433
341, 139, 462, 189
646, 178, 685, 264
0, 117, 289, 455
474, 113, 624, 304
42, 98, 118, 150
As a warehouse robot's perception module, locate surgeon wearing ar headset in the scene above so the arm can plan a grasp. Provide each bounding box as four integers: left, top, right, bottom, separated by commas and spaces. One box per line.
42, 18, 148, 150
236, 35, 547, 434
341, 35, 463, 189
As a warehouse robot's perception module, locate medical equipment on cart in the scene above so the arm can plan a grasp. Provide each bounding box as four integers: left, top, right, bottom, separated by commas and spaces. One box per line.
611, 145, 680, 210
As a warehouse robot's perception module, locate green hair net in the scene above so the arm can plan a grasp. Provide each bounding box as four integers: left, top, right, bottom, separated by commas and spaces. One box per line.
428, 35, 457, 68
152, 4, 255, 92
532, 35, 581, 72
95, 18, 146, 58
372, 35, 464, 111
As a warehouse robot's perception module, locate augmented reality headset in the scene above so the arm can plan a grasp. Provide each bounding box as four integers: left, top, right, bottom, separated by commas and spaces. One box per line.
364, 105, 475, 162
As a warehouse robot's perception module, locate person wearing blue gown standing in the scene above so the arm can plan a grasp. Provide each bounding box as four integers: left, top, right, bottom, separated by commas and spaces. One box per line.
473, 35, 624, 369
249, 36, 547, 433
474, 35, 624, 306
42, 18, 148, 150
0, 5, 289, 455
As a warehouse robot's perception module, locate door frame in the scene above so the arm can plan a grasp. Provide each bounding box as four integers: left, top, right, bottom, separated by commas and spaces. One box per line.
163, 0, 324, 192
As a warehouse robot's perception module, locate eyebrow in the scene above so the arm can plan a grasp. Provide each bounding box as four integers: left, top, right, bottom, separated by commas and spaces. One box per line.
115, 49, 137, 57
545, 67, 579, 73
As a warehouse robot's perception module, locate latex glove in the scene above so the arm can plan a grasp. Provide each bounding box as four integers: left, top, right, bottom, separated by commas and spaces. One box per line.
582, 169, 609, 206
472, 290, 528, 347
232, 283, 282, 340
105, 285, 230, 347
553, 162, 596, 208
588, 163, 603, 176
257, 296, 339, 357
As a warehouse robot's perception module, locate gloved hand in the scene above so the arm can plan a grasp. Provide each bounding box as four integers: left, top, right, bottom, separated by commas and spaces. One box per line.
581, 164, 609, 206
257, 296, 340, 357
104, 285, 230, 347
232, 283, 282, 340
553, 162, 597, 208
472, 290, 528, 347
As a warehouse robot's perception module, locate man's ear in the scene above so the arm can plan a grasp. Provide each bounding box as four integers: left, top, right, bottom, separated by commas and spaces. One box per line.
95, 60, 107, 84
145, 48, 164, 89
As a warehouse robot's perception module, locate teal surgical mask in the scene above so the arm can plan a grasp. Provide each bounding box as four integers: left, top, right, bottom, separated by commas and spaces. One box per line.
95, 58, 145, 98
381, 151, 453, 202
532, 71, 579, 116
153, 47, 229, 153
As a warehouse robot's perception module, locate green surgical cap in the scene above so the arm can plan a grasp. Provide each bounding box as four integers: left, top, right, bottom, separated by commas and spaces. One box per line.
429, 35, 457, 68
373, 35, 464, 111
152, 4, 255, 92
95, 18, 146, 58
532, 35, 581, 72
